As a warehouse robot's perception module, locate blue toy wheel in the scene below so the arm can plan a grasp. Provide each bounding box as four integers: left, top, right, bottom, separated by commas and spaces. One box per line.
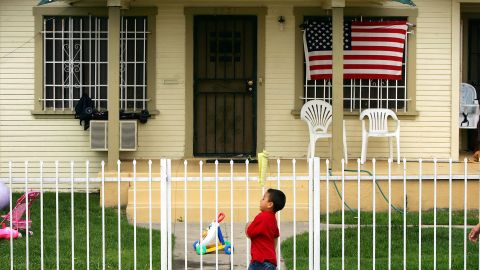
224, 244, 233, 255
193, 240, 199, 251
196, 244, 207, 255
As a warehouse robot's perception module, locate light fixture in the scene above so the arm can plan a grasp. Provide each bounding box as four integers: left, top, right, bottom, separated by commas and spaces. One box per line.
278, 16, 286, 31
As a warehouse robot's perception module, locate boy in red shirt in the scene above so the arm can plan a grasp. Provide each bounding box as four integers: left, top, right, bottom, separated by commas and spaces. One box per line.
245, 188, 286, 270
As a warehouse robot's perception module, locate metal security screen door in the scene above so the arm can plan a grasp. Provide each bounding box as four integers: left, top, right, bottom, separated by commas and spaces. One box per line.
194, 16, 257, 157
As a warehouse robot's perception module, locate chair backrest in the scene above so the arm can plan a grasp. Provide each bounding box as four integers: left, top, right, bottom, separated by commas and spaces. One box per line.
460, 83, 478, 106
359, 108, 398, 133
300, 100, 332, 134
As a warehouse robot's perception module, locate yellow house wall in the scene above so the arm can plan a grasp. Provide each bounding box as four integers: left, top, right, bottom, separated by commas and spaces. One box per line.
124, 179, 480, 223
0, 0, 105, 180
0, 0, 459, 180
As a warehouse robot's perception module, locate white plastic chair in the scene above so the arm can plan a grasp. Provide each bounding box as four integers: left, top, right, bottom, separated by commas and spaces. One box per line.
360, 108, 400, 164
459, 83, 480, 129
300, 100, 348, 162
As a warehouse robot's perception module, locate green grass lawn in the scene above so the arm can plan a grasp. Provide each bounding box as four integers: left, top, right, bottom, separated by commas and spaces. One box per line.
0, 193, 163, 269
320, 209, 480, 225
282, 211, 480, 270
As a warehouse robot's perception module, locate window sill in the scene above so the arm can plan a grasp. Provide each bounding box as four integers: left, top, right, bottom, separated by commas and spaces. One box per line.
31, 109, 160, 117
31, 110, 75, 118
291, 109, 419, 119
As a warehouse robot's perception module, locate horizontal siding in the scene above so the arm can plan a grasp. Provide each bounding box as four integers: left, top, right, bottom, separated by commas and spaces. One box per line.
125, 6, 186, 160
0, 0, 105, 178
264, 0, 454, 160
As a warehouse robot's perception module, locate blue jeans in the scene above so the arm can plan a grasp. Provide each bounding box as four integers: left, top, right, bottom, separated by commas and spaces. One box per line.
248, 261, 277, 270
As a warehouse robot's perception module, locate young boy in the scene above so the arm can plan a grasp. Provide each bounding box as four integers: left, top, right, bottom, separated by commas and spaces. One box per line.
245, 188, 286, 270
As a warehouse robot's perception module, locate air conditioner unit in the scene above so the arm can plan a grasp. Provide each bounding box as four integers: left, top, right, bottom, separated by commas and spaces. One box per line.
90, 120, 137, 151
120, 120, 137, 151
90, 120, 108, 151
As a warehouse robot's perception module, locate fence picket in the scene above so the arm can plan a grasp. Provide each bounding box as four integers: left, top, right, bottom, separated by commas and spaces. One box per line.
403, 158, 407, 270
230, 160, 234, 269
313, 157, 320, 270
418, 159, 422, 270
133, 160, 137, 270
434, 158, 437, 270
117, 160, 122, 270
357, 158, 361, 270
184, 160, 188, 270
277, 158, 283, 270
101, 161, 106, 270
372, 158, 376, 270
25, 161, 29, 270
388, 158, 392, 270
70, 161, 75, 270
41, 161, 45, 270
9, 161, 13, 270
293, 158, 297, 270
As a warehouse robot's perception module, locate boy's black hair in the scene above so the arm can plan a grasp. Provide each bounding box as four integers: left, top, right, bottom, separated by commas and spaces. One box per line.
267, 188, 286, 212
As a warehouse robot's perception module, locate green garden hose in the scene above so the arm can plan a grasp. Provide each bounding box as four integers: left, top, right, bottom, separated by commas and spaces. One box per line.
328, 168, 404, 214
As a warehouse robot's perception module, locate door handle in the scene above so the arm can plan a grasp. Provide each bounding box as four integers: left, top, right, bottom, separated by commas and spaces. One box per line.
247, 80, 255, 92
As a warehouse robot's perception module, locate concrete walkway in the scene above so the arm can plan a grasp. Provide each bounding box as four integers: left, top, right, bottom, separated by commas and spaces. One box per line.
171, 222, 309, 270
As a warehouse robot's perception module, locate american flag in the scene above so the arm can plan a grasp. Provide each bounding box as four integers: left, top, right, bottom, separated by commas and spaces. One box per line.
303, 20, 408, 80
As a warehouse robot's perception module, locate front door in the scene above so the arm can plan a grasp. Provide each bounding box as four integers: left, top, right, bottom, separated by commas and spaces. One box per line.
194, 16, 257, 157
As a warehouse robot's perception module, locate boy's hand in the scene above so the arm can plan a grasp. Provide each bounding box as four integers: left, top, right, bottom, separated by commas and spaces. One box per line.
469, 224, 480, 243
245, 222, 251, 237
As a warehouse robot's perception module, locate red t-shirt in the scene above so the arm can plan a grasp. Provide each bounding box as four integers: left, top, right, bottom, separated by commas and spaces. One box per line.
246, 211, 279, 266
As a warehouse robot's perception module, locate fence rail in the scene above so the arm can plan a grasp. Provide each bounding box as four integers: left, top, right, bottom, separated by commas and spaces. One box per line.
0, 158, 479, 269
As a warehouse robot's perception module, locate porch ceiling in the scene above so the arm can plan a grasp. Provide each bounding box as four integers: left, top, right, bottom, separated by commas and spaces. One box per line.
41, 0, 396, 8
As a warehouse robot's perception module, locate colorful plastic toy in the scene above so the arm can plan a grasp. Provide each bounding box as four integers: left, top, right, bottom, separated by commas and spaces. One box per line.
193, 212, 233, 255
0, 191, 40, 236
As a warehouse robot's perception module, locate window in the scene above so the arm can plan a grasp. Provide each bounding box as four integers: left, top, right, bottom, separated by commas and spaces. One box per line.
293, 8, 417, 115
33, 7, 157, 114
43, 16, 108, 110
120, 17, 148, 111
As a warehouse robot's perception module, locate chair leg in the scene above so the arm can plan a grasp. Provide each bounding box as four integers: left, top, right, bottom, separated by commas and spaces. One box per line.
389, 137, 393, 161
310, 139, 316, 158
329, 138, 333, 162
396, 135, 401, 164
307, 140, 311, 159
361, 135, 368, 164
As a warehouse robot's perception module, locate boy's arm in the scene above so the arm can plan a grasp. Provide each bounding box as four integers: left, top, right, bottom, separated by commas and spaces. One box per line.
469, 223, 480, 243
246, 217, 263, 238
245, 222, 250, 238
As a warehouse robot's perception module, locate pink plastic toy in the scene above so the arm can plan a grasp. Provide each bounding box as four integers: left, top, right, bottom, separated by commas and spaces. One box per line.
0, 191, 40, 235
0, 225, 20, 240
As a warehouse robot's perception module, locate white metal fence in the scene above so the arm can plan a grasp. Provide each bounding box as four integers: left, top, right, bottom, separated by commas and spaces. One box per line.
1, 158, 480, 269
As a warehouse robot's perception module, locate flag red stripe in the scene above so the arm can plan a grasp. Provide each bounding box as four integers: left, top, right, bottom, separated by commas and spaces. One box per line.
309, 54, 404, 62
351, 37, 406, 43
311, 74, 333, 80
310, 74, 404, 80
344, 74, 403, 80
310, 64, 333, 70
309, 55, 333, 61
351, 46, 405, 52
352, 21, 408, 26
351, 28, 407, 34
344, 64, 403, 71
344, 55, 403, 61
310, 65, 402, 71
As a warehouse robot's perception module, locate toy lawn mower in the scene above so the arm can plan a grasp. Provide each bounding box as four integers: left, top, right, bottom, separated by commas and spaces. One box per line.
192, 212, 233, 255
